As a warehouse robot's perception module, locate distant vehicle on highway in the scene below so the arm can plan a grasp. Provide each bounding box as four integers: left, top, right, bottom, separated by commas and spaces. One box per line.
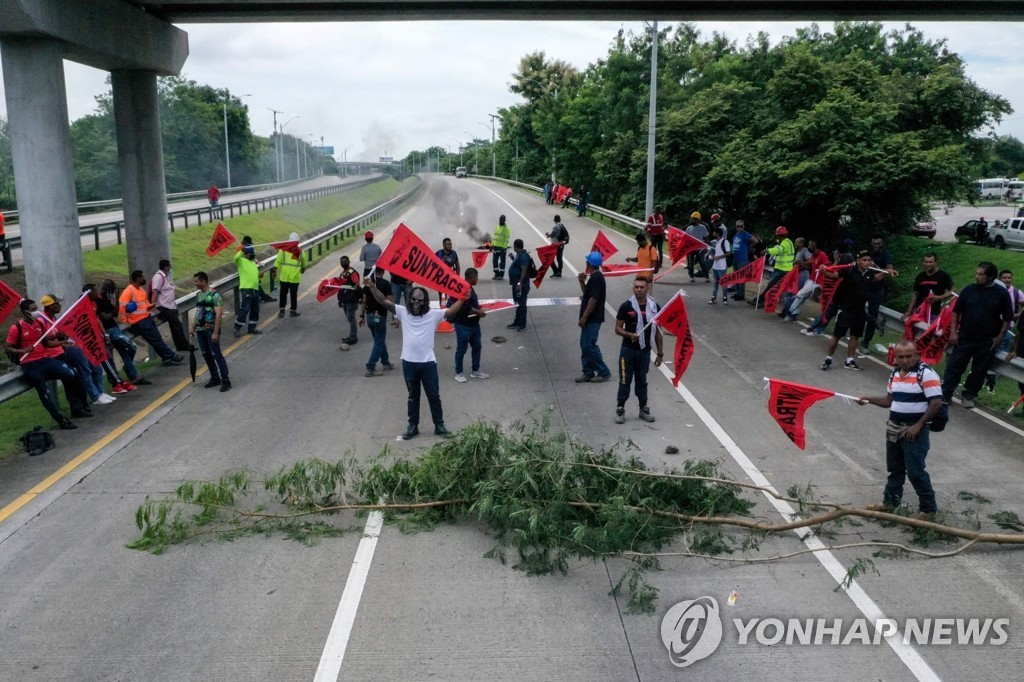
909, 220, 936, 238
990, 217, 1024, 250
455, 166, 468, 178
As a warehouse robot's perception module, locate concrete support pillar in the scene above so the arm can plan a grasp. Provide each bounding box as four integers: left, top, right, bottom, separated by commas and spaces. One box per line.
0, 38, 83, 300
111, 69, 170, 276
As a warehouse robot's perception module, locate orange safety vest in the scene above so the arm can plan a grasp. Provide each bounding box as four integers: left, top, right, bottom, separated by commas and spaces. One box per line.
118, 284, 151, 325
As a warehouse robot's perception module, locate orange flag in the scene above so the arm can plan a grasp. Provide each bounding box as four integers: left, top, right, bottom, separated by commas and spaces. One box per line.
719, 256, 766, 288
762, 266, 801, 313
767, 378, 836, 450
471, 250, 490, 269
666, 226, 708, 264
205, 223, 236, 257
271, 240, 302, 259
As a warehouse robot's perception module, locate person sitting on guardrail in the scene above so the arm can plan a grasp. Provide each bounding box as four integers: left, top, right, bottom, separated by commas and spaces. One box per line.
98, 280, 149, 386
5, 299, 92, 429
0, 210, 9, 267
149, 259, 190, 352
985, 270, 1024, 394
233, 247, 262, 337
82, 284, 136, 395
275, 232, 306, 319
40, 295, 117, 406
120, 271, 184, 366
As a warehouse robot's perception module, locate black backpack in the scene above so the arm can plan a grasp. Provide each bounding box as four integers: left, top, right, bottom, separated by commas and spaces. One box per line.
4, 321, 24, 365
555, 222, 569, 244
20, 426, 55, 456
526, 255, 538, 278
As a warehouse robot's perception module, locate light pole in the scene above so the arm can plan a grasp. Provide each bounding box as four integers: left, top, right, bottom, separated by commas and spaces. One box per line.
268, 108, 284, 183
281, 115, 299, 181
223, 93, 250, 188
487, 113, 499, 177
343, 146, 349, 176
644, 21, 659, 221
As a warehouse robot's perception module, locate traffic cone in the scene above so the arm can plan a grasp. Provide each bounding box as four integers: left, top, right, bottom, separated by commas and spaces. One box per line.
436, 294, 455, 333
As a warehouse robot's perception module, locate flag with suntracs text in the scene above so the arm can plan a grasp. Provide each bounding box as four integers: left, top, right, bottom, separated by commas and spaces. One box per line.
719, 256, 766, 288
0, 278, 22, 321
648, 290, 693, 387
762, 265, 801, 314
471, 250, 490, 269
379, 223, 471, 300
532, 242, 562, 289
666, 226, 709, 264
55, 293, 108, 366
766, 378, 837, 450
816, 263, 855, 323
590, 230, 618, 262
205, 223, 236, 257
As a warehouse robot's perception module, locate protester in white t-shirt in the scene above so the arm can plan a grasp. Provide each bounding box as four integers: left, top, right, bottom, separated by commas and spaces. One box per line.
708, 226, 731, 305
366, 280, 464, 440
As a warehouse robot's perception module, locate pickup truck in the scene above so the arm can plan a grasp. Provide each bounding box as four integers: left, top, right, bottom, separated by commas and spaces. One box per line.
989, 217, 1024, 250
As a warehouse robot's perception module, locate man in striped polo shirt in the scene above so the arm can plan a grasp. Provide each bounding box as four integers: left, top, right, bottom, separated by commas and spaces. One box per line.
857, 339, 942, 519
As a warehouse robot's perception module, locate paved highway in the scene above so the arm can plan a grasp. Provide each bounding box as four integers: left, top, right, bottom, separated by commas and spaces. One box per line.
3, 174, 372, 264
0, 175, 1021, 680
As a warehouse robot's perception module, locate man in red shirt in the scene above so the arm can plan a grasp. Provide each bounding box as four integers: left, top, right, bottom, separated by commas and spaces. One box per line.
645, 205, 666, 266
4, 299, 92, 428
207, 183, 221, 219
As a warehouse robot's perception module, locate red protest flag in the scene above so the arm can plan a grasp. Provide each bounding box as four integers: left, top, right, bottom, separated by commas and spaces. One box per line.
590, 230, 618, 261
56, 294, 108, 365
601, 263, 653, 278
271, 240, 302, 259
471, 250, 490, 269
916, 304, 954, 365
316, 277, 343, 303
903, 298, 933, 340
205, 223, 236, 257
378, 223, 472, 300
762, 266, 801, 313
0, 278, 23, 321
666, 226, 708, 264
650, 291, 694, 386
767, 378, 836, 450
532, 242, 561, 289
816, 263, 854, 322
479, 300, 516, 312
719, 255, 766, 288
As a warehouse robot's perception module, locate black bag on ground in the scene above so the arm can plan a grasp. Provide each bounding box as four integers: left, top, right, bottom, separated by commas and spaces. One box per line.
20, 426, 55, 456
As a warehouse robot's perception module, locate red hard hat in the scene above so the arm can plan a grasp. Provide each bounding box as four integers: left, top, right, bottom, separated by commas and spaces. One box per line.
775, 226, 788, 236
364, 231, 374, 239
710, 213, 721, 221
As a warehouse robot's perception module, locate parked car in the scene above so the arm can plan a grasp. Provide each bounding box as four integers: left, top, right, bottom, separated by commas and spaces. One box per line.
955, 219, 987, 244
454, 166, 468, 178
989, 217, 1024, 250
909, 220, 936, 238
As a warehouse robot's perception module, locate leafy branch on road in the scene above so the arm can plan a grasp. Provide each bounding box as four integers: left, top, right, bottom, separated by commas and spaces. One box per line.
128, 412, 1024, 614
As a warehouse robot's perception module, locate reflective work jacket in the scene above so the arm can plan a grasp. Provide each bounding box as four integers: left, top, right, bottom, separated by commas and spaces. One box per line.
275, 250, 307, 284
493, 224, 511, 249
767, 238, 795, 272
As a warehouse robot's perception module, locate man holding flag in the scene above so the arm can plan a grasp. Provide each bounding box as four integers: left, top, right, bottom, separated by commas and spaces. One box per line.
857, 339, 942, 519
819, 251, 889, 371
614, 278, 664, 424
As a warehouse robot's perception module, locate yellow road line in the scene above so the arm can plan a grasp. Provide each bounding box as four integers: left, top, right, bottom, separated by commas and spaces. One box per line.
0, 214, 412, 527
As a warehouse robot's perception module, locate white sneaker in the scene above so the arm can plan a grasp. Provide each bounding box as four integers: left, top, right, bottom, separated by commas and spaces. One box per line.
470, 371, 490, 379
455, 373, 468, 383
95, 393, 115, 404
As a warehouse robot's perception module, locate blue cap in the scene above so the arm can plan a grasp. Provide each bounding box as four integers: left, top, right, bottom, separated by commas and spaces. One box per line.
243, 245, 256, 254
586, 251, 603, 267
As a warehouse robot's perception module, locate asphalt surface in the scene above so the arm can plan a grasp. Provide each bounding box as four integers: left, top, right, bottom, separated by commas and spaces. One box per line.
0, 175, 1022, 681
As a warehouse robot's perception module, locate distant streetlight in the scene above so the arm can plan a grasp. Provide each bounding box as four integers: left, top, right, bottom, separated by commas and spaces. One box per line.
281, 116, 299, 181
486, 114, 499, 176
268, 107, 284, 183
223, 93, 250, 188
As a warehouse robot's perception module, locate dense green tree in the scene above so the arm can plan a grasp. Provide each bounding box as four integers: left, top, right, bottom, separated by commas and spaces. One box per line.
0, 117, 15, 210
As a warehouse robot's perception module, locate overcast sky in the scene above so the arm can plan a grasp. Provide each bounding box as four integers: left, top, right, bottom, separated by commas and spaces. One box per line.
2, 20, 1022, 164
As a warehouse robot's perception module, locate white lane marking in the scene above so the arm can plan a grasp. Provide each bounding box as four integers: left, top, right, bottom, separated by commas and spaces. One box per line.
313, 510, 385, 682
654, 362, 940, 682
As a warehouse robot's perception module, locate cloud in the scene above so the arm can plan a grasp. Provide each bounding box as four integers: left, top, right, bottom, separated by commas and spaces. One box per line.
1, 20, 1021, 159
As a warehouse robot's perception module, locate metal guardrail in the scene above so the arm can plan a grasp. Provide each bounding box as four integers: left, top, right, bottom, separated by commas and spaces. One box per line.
478, 173, 1024, 387
3, 176, 385, 259
0, 176, 319, 225
0, 178, 423, 406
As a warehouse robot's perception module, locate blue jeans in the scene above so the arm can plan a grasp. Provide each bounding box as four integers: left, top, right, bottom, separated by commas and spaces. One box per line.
20, 356, 89, 420
616, 345, 650, 407
580, 321, 610, 378
391, 283, 409, 312
883, 425, 936, 513
512, 282, 529, 329
366, 314, 390, 370
729, 258, 749, 297
711, 268, 727, 300
130, 316, 177, 362
455, 324, 482, 374
63, 345, 101, 399
107, 326, 139, 379
195, 329, 229, 381
808, 301, 839, 334
787, 279, 819, 320
403, 360, 443, 428
780, 271, 808, 315
234, 289, 260, 332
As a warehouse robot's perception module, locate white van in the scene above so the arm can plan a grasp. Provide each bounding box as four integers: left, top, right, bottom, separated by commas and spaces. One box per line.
976, 178, 1009, 199
454, 166, 468, 178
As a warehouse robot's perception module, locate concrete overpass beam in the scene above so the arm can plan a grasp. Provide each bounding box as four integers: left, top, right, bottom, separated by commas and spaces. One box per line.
0, 37, 83, 301
111, 69, 171, 277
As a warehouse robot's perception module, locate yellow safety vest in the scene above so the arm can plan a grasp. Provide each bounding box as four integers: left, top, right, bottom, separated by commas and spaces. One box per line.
768, 238, 795, 272
493, 223, 511, 249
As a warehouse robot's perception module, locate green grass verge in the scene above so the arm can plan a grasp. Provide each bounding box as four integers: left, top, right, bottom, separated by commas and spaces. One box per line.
0, 177, 418, 461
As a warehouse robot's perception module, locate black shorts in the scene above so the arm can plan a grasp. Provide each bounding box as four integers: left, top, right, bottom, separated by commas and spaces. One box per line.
833, 308, 866, 338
